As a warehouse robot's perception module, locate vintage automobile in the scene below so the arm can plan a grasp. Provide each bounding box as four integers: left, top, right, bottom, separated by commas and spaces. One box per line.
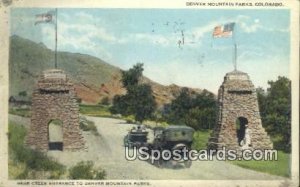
124, 125, 149, 148
149, 125, 195, 168
124, 125, 195, 168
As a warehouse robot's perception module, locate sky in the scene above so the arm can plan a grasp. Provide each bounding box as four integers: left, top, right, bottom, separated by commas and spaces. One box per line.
10, 8, 290, 93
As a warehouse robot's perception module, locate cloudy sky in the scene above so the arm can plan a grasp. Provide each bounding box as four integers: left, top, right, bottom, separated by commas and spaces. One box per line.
10, 8, 290, 93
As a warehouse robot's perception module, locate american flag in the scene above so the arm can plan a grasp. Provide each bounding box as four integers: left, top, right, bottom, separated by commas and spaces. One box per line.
35, 11, 55, 25
213, 22, 235, 38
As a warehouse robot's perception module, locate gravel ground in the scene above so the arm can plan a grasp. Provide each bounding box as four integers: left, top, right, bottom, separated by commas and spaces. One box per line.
9, 115, 285, 180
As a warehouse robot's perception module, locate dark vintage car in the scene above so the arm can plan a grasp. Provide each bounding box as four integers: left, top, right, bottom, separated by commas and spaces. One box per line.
124, 125, 148, 148
151, 125, 194, 149
124, 125, 195, 168
149, 125, 195, 168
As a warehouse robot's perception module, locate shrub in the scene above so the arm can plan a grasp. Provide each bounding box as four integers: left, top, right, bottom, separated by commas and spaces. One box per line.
191, 130, 211, 150
9, 108, 31, 117
124, 115, 135, 124
100, 97, 110, 105
18, 91, 27, 97
79, 104, 111, 117
9, 122, 65, 179
79, 117, 99, 136
69, 161, 106, 180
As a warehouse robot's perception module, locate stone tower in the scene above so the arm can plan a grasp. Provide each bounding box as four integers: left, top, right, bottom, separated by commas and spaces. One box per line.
208, 70, 273, 151
26, 69, 85, 151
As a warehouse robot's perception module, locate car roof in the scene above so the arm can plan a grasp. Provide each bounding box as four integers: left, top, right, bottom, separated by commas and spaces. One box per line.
164, 125, 195, 132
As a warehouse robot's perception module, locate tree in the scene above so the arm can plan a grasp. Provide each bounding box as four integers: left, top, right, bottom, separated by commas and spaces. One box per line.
165, 89, 217, 130
110, 63, 156, 123
256, 87, 267, 116
129, 84, 156, 122
100, 96, 110, 105
121, 63, 144, 88
166, 88, 193, 124
257, 76, 291, 152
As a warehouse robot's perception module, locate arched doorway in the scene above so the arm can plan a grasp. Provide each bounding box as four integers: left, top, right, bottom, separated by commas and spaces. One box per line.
48, 119, 63, 151
236, 117, 248, 146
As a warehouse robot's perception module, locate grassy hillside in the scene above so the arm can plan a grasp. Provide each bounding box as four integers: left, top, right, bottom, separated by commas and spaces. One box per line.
9, 35, 120, 103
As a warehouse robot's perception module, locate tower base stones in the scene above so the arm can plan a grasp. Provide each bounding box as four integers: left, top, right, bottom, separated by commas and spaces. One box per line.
208, 70, 273, 152
26, 69, 85, 152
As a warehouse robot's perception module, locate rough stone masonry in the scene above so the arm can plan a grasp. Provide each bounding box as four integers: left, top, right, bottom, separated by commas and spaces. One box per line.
26, 69, 85, 151
208, 70, 273, 151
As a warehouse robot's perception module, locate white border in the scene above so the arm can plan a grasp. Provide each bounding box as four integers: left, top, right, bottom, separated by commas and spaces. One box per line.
0, 0, 298, 186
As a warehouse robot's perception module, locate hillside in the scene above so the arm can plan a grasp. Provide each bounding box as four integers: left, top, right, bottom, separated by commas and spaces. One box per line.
9, 35, 202, 106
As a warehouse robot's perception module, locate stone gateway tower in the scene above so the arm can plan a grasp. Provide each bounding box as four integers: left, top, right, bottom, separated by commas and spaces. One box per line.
26, 69, 85, 151
208, 70, 273, 151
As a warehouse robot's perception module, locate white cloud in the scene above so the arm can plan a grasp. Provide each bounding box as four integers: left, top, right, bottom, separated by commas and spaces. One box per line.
44, 12, 283, 54
238, 55, 289, 89
58, 22, 118, 43
36, 12, 289, 69
40, 21, 113, 62
238, 17, 262, 33
191, 21, 219, 42
123, 33, 176, 47
59, 11, 195, 48
58, 11, 119, 44
122, 29, 214, 50
238, 50, 264, 60
235, 15, 288, 33
143, 59, 233, 93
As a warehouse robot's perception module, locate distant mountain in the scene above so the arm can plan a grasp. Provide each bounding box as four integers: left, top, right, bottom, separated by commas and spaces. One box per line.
9, 35, 203, 107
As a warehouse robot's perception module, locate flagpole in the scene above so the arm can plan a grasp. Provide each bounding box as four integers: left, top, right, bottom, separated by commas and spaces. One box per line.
232, 23, 237, 71
234, 43, 237, 71
55, 8, 58, 69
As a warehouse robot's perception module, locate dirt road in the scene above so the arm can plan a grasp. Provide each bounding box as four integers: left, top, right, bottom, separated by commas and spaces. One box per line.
50, 116, 284, 180
9, 115, 284, 180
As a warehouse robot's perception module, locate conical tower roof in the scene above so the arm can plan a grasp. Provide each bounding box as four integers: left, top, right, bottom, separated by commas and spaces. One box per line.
222, 70, 254, 92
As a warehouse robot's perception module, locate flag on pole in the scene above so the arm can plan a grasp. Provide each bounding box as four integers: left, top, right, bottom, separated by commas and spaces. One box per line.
212, 22, 235, 38
35, 11, 55, 25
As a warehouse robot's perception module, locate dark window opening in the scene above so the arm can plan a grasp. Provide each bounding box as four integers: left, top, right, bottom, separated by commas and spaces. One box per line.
39, 89, 69, 94
49, 142, 63, 151
48, 119, 63, 151
228, 90, 252, 94
236, 117, 248, 145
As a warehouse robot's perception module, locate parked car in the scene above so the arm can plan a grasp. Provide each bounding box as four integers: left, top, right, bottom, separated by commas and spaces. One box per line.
124, 125, 195, 168
149, 125, 195, 168
124, 125, 148, 148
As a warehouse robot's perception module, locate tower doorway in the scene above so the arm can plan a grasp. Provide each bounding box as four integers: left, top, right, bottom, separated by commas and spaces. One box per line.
236, 117, 248, 146
48, 119, 63, 151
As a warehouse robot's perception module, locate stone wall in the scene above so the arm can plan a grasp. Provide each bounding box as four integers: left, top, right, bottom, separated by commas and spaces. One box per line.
208, 70, 273, 151
26, 69, 85, 152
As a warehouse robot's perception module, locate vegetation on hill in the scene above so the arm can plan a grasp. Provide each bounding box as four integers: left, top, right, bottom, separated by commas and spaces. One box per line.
9, 120, 107, 179
9, 35, 120, 103
68, 161, 106, 180
79, 104, 111, 117
163, 88, 217, 130
110, 63, 156, 123
9, 107, 31, 117
256, 76, 291, 153
8, 122, 65, 179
